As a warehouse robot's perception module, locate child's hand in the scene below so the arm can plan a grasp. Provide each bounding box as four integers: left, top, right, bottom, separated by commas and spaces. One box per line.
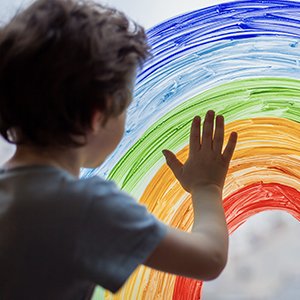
163, 111, 237, 193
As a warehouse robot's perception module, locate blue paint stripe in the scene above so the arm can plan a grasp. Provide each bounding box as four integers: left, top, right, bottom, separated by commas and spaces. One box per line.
82, 0, 300, 178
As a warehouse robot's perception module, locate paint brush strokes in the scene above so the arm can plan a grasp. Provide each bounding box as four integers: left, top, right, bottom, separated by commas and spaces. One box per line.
88, 1, 300, 299
105, 117, 300, 300
84, 0, 300, 179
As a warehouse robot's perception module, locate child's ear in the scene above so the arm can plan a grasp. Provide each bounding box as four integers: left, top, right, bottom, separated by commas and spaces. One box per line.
90, 109, 104, 134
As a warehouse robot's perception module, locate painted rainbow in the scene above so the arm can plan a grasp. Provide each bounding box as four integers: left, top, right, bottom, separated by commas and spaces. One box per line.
85, 0, 300, 299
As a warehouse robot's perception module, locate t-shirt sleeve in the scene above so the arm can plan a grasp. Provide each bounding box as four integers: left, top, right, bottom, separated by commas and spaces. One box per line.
74, 177, 167, 293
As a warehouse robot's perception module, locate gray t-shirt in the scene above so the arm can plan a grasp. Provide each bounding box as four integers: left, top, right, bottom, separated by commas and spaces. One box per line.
0, 165, 167, 299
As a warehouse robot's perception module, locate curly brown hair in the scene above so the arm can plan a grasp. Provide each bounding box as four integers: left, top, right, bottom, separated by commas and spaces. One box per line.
0, 0, 149, 147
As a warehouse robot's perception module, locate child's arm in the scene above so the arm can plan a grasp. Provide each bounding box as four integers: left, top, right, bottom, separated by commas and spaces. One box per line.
144, 110, 237, 280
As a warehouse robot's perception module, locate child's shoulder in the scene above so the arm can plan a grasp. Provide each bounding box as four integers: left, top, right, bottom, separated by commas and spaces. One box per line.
0, 164, 120, 205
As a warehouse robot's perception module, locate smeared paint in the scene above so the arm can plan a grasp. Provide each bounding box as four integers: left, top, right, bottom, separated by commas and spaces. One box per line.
109, 78, 300, 197
88, 1, 300, 299
98, 117, 300, 300
83, 0, 300, 179
173, 183, 300, 300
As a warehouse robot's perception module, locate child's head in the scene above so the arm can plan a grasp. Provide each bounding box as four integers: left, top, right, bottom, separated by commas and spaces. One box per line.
0, 0, 149, 151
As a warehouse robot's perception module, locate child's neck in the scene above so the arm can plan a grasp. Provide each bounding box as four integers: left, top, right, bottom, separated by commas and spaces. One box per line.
2, 145, 83, 177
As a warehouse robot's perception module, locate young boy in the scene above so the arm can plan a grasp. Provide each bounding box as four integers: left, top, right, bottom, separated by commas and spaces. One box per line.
0, 0, 237, 299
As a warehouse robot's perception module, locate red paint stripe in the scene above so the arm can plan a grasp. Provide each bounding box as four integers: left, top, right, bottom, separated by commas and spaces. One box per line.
172, 277, 202, 300
172, 182, 300, 300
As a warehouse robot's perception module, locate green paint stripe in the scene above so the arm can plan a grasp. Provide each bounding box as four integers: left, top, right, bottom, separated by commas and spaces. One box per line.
108, 77, 300, 193
91, 286, 105, 300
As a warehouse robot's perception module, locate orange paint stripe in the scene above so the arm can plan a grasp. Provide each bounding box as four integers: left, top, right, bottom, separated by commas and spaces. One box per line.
105, 117, 300, 300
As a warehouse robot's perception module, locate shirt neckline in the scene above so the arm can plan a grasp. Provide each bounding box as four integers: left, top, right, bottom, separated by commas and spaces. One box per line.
0, 164, 75, 178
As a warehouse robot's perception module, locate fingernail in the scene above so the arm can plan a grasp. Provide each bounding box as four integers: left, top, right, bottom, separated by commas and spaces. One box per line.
162, 150, 169, 161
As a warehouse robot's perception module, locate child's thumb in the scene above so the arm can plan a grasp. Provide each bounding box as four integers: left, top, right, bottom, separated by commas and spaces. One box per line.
162, 149, 183, 179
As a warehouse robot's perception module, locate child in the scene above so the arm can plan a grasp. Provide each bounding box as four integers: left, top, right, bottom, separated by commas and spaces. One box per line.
0, 0, 237, 299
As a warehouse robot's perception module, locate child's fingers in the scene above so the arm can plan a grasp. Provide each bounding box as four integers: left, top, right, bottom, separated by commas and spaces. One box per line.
162, 149, 183, 180
213, 115, 224, 154
222, 132, 238, 163
189, 116, 201, 156
202, 110, 215, 150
